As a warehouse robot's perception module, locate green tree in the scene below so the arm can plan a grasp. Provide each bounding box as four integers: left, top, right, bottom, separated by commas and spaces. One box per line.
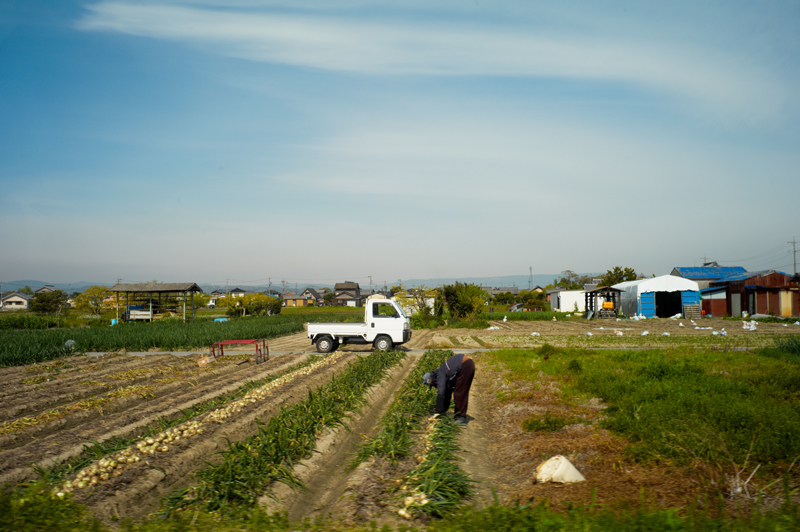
552, 270, 595, 290
323, 292, 335, 304
599, 266, 638, 287
443, 282, 488, 323
393, 285, 441, 327
19, 285, 34, 296
523, 292, 548, 311
29, 290, 68, 315
192, 292, 211, 309
393, 285, 438, 316
73, 285, 109, 316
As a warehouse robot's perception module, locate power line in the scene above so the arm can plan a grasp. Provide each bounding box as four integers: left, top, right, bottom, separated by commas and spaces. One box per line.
717, 243, 787, 264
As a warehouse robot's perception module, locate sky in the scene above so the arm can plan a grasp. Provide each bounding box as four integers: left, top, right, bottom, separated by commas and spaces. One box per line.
1, 0, 799, 287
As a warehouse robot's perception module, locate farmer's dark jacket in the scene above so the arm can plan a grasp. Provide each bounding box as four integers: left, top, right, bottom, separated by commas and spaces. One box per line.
430, 353, 465, 397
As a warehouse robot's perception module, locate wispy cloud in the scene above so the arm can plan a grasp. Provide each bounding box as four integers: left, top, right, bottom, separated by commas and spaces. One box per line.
77, 2, 787, 122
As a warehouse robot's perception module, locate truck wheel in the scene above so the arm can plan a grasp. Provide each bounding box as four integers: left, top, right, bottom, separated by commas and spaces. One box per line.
374, 335, 393, 351
331, 340, 340, 352
316, 336, 334, 353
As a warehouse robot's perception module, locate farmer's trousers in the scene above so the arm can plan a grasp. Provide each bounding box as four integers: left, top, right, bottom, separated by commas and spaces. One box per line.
434, 359, 476, 417
453, 358, 475, 417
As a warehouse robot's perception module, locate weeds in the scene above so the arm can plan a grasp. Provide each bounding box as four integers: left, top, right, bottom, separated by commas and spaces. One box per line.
521, 412, 574, 433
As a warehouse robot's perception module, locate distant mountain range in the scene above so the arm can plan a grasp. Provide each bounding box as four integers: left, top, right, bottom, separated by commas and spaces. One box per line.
3, 273, 599, 295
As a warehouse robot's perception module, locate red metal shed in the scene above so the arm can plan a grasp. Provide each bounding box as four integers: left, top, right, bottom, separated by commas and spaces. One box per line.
711, 270, 799, 317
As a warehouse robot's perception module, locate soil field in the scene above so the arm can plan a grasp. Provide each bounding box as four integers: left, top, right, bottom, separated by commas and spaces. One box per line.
0, 349, 367, 521
2, 320, 799, 529
268, 318, 800, 353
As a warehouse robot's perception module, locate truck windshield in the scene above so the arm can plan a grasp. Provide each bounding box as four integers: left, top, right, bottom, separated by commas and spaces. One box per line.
394, 304, 408, 318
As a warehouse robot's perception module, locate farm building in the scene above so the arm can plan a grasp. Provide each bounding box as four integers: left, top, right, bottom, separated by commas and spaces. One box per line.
284, 295, 314, 308
700, 286, 729, 317
708, 270, 798, 317
671, 262, 747, 289
550, 290, 586, 313
613, 275, 700, 318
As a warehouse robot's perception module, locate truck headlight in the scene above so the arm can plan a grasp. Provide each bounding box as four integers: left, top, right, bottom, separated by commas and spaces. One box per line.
404, 322, 410, 330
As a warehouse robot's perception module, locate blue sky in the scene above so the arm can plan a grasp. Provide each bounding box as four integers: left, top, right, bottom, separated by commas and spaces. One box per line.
1, 1, 799, 286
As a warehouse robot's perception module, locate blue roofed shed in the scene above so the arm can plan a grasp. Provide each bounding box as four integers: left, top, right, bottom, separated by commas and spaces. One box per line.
671, 261, 747, 289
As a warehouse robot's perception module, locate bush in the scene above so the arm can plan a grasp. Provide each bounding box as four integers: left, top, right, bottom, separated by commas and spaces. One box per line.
442, 282, 488, 323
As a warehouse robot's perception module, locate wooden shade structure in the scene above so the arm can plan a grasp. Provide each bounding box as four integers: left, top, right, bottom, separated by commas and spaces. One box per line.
109, 282, 203, 323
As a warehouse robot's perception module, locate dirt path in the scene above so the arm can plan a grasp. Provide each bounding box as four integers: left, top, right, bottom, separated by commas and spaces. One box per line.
455, 354, 500, 509
262, 352, 423, 523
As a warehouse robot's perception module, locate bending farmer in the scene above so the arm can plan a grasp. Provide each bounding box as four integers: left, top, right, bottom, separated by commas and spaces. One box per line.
423, 353, 475, 425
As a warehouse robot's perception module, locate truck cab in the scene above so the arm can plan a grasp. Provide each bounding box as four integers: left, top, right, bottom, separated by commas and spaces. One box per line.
307, 299, 412, 353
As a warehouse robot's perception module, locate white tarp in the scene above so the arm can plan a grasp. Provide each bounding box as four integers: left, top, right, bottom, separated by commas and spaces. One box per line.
613, 275, 700, 317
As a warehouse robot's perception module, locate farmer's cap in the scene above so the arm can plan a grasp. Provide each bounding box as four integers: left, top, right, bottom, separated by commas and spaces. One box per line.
422, 372, 432, 386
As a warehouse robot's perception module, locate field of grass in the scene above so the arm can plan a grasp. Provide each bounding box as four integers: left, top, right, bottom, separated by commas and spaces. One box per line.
491, 344, 800, 468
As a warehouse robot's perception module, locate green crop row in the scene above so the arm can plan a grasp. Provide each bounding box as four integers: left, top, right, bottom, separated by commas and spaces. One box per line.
353, 349, 450, 465
352, 350, 473, 517
0, 314, 61, 330
169, 349, 405, 512
36, 357, 319, 486
0, 312, 354, 367
404, 416, 473, 517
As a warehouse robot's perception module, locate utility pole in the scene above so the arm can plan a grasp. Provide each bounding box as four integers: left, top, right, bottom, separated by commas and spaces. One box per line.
529, 266, 532, 290
268, 278, 272, 295
369, 275, 372, 294
790, 237, 798, 274
282, 280, 286, 299
226, 279, 229, 296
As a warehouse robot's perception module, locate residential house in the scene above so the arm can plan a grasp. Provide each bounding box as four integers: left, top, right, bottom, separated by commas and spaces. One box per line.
302, 288, 321, 303
1, 292, 32, 310
229, 287, 247, 298
35, 285, 57, 294
490, 286, 520, 296
334, 282, 361, 307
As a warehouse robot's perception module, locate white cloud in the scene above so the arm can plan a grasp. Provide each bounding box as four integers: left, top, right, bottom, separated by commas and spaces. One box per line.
274, 116, 715, 207
77, 2, 788, 122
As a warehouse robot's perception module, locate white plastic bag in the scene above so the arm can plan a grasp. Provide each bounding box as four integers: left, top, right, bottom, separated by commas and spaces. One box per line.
535, 455, 585, 483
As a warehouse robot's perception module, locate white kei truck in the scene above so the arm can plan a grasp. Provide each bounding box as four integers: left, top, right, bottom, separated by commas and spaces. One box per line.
307, 299, 412, 353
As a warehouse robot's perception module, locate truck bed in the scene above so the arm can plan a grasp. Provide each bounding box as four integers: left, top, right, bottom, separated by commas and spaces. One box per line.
307, 322, 367, 337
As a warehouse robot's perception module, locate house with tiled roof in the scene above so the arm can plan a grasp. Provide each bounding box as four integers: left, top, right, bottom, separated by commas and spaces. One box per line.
1, 292, 32, 310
